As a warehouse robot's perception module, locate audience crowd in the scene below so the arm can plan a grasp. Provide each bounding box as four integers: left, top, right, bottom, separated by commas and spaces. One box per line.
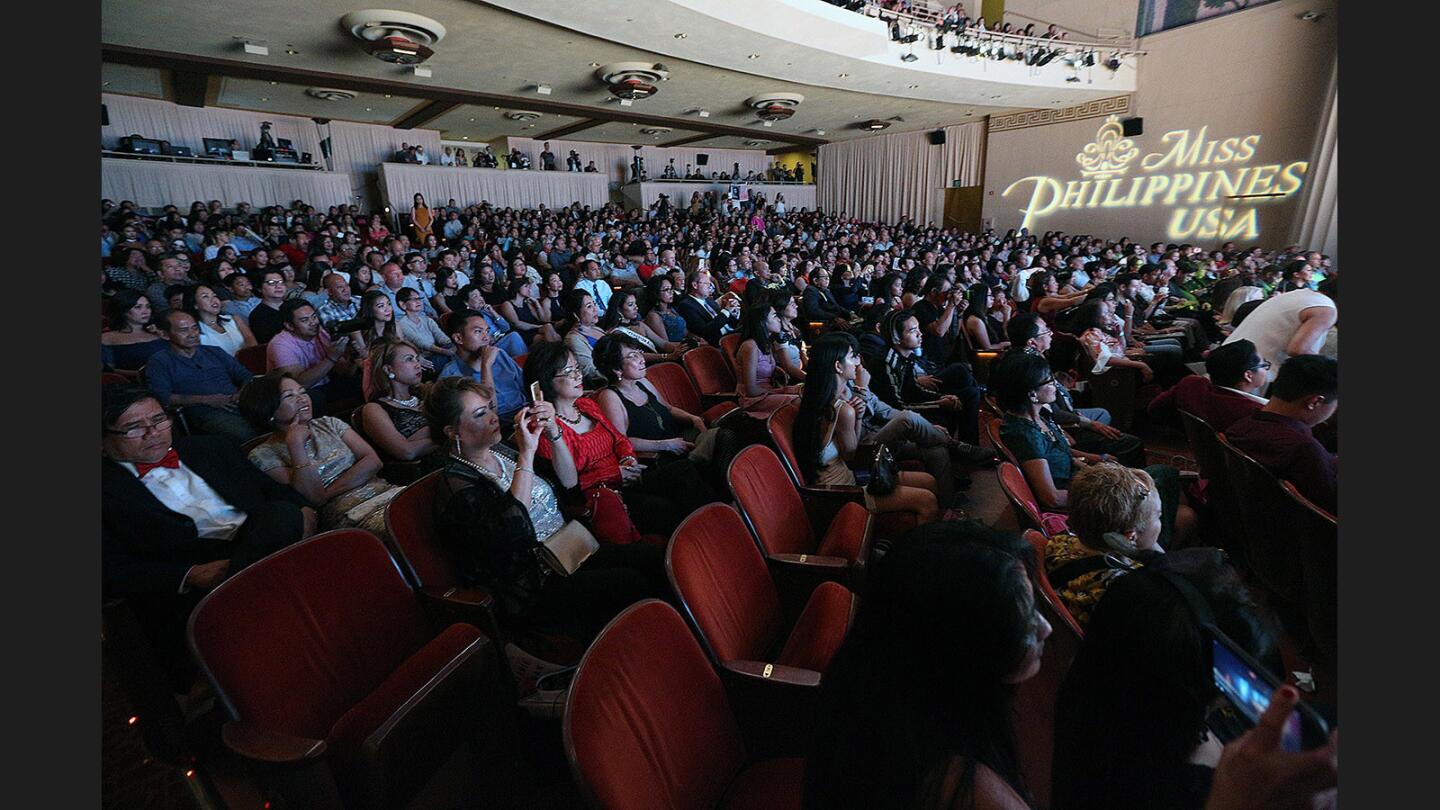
101, 189, 1338, 808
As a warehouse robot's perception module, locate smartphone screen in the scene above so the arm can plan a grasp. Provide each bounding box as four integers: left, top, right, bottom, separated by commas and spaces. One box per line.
1211, 636, 1322, 752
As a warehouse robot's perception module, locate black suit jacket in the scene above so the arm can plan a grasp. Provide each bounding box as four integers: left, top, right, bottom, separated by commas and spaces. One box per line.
675, 295, 737, 345
102, 436, 307, 598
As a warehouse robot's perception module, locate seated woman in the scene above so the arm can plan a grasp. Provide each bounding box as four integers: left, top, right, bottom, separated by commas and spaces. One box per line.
769, 290, 808, 383
593, 333, 708, 456
561, 288, 609, 388
473, 261, 506, 306
963, 283, 1011, 353
1044, 462, 1167, 629
238, 373, 401, 536
598, 288, 684, 364
807, 521, 1052, 809
498, 276, 561, 346
431, 266, 463, 315
794, 333, 941, 525
1052, 552, 1310, 810
988, 284, 1013, 339
101, 290, 169, 376
425, 376, 666, 639
991, 351, 1189, 546
1074, 299, 1187, 388
1027, 271, 1088, 326
541, 270, 569, 330
523, 339, 694, 537
642, 273, 693, 346
357, 338, 440, 470
183, 283, 256, 357
394, 286, 455, 368
736, 301, 803, 416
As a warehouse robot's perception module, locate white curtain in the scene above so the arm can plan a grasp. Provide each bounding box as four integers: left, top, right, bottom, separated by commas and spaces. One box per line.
101, 93, 323, 162
327, 120, 442, 209
1289, 60, 1337, 261
377, 163, 610, 213
626, 181, 816, 210
101, 157, 353, 209
504, 137, 773, 187
818, 120, 987, 225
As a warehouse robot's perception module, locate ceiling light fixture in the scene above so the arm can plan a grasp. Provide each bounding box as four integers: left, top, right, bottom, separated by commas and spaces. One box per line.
900, 52, 918, 62
413, 66, 432, 77
674, 33, 688, 39
260, 97, 269, 101
285, 48, 300, 55
269, 81, 278, 86
535, 83, 552, 95
747, 53, 760, 60
243, 41, 269, 56
837, 73, 849, 78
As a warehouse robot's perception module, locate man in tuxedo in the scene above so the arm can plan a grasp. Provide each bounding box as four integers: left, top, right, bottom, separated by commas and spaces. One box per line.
675, 270, 739, 344
102, 385, 315, 667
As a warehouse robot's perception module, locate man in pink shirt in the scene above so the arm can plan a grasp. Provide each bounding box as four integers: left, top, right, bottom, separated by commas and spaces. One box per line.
266, 298, 356, 414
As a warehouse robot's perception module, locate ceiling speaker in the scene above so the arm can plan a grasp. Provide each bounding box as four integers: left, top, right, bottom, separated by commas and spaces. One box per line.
696, 153, 708, 166
1121, 117, 1143, 136
928, 129, 946, 145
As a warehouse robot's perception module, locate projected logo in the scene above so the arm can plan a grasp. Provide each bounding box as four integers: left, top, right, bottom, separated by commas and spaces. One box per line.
1075, 116, 1138, 179
1003, 117, 1309, 241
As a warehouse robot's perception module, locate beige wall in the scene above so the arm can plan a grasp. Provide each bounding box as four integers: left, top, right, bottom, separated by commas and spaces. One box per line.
982, 0, 1335, 248
1004, 0, 1141, 40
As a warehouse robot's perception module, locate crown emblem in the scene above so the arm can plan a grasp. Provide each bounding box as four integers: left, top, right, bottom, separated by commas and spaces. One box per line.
1075, 115, 1139, 179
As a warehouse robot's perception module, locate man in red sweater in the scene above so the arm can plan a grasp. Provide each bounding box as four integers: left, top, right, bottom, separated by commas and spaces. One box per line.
1148, 339, 1268, 432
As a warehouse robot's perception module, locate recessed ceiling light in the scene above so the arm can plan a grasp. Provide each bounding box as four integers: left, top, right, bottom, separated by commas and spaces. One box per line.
285, 48, 299, 55
269, 81, 277, 86
837, 73, 849, 78
908, 84, 920, 89
589, 62, 600, 68
468, 118, 475, 122
103, 81, 110, 86
493, 106, 500, 110
260, 97, 269, 101
462, 136, 468, 139
674, 33, 688, 39
747, 53, 760, 60
384, 94, 391, 98
365, 107, 372, 111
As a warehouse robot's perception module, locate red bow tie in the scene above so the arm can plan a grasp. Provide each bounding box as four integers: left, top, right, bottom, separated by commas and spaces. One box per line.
135, 448, 182, 478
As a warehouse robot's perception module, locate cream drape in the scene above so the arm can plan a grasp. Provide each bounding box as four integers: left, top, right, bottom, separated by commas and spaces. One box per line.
503, 137, 773, 187
1289, 60, 1337, 261
327, 120, 442, 209
817, 121, 987, 225
102, 93, 323, 163
377, 163, 611, 213
101, 157, 353, 209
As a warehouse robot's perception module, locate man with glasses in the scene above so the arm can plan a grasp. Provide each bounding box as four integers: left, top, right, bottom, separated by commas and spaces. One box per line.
439, 310, 526, 422
145, 311, 258, 444
102, 384, 314, 670
1148, 338, 1269, 433
246, 268, 291, 344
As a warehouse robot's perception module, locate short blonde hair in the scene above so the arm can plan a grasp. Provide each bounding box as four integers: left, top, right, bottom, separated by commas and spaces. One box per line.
1067, 463, 1159, 554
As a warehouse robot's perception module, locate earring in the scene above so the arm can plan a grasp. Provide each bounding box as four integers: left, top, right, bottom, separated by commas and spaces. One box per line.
454, 435, 462, 455
387, 371, 396, 379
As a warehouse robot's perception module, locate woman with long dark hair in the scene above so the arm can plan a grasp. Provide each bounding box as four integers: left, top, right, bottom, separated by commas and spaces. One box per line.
807, 521, 1052, 809
599, 287, 684, 363
735, 301, 802, 416
101, 290, 168, 374
793, 332, 940, 524
963, 284, 1010, 353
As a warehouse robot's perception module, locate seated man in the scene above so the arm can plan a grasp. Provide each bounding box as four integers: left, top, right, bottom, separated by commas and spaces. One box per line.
245, 268, 290, 344
1148, 338, 1267, 432
1007, 313, 1145, 467
438, 309, 526, 423
266, 299, 357, 415
146, 310, 258, 445
867, 308, 989, 448
1224, 355, 1337, 514
802, 268, 855, 329
314, 272, 361, 330
674, 270, 740, 344
102, 385, 315, 671
145, 253, 195, 315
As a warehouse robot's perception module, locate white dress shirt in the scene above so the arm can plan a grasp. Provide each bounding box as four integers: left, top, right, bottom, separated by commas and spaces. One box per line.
577, 276, 614, 315
120, 456, 249, 592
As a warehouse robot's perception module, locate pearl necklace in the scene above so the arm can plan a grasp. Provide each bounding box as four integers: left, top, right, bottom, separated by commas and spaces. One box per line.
450, 449, 505, 479
385, 394, 420, 408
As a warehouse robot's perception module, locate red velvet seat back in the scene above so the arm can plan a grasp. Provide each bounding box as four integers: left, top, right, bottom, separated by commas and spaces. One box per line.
988, 418, 1021, 467
728, 445, 816, 557
998, 462, 1045, 533
666, 503, 785, 664
385, 471, 455, 589
683, 345, 737, 398
564, 600, 747, 810
718, 332, 742, 376
189, 529, 431, 741
235, 344, 268, 375
647, 361, 703, 415
765, 401, 804, 486
1216, 434, 1306, 605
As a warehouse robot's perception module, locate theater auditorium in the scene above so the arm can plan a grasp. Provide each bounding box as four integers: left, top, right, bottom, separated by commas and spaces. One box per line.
100, 0, 1339, 807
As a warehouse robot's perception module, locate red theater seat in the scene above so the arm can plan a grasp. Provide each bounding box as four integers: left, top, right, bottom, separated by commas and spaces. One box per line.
187, 529, 499, 810
646, 361, 738, 425
667, 503, 854, 681
683, 345, 738, 403
563, 600, 805, 810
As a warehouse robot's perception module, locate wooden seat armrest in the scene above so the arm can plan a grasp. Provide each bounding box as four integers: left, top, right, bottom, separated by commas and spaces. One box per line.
223, 721, 326, 765
768, 553, 850, 570
722, 660, 823, 688
800, 483, 866, 501
418, 585, 494, 610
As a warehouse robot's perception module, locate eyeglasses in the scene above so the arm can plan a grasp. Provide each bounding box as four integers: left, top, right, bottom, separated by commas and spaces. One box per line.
553, 366, 584, 380
1035, 374, 1057, 388
1249, 360, 1272, 372
106, 413, 172, 439
1035, 329, 1053, 338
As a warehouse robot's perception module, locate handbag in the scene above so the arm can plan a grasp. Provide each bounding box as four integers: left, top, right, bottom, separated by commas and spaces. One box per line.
586, 484, 642, 544
866, 443, 900, 497
536, 521, 599, 576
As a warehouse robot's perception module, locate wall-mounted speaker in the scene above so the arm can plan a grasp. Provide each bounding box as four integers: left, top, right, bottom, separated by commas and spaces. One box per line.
101, 104, 109, 126
696, 153, 709, 166
1121, 117, 1143, 136
928, 129, 946, 145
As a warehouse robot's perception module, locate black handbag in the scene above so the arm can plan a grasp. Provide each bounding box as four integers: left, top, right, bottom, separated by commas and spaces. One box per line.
866, 444, 900, 497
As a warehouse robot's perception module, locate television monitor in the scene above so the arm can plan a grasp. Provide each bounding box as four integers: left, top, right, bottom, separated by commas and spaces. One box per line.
203, 138, 233, 159
123, 137, 162, 155
277, 137, 293, 150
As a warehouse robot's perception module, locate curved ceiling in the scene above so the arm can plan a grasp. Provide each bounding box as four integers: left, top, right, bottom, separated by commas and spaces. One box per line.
101, 0, 1130, 149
